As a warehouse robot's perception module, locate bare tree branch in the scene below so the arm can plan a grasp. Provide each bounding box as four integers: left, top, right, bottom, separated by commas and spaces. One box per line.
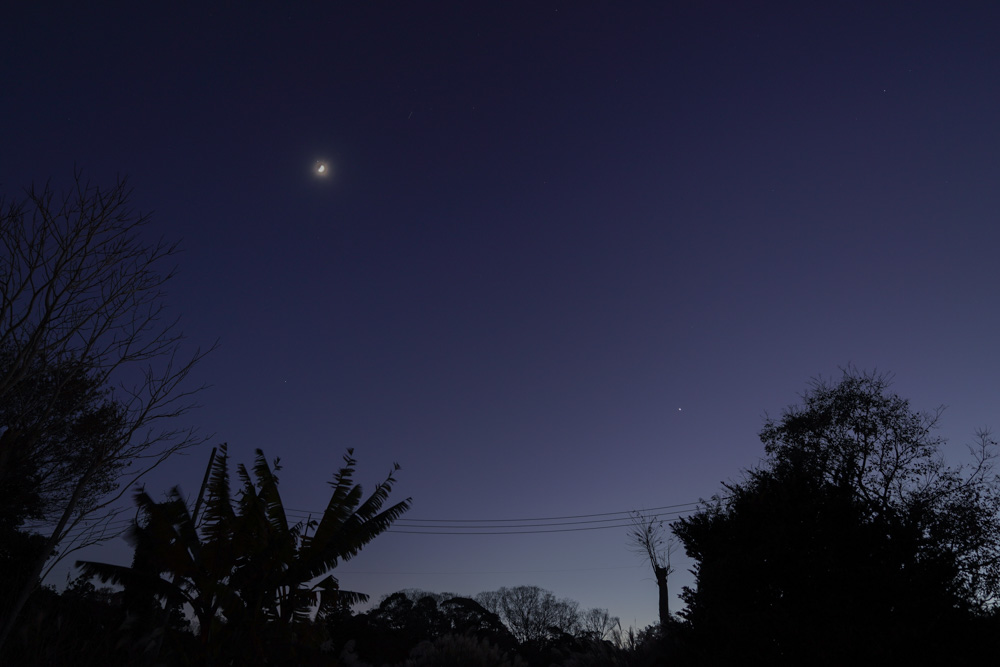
0, 172, 212, 650
628, 511, 676, 627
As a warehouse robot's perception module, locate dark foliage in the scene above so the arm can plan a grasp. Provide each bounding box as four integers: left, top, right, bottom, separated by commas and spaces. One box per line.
77, 445, 410, 665
0, 173, 209, 652
330, 592, 517, 665
0, 349, 127, 653
0, 349, 126, 530
12, 370, 1000, 665
327, 588, 656, 667
673, 369, 1000, 664
0, 578, 132, 666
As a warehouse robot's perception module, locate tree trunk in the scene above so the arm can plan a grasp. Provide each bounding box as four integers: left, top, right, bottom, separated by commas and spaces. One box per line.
655, 565, 670, 628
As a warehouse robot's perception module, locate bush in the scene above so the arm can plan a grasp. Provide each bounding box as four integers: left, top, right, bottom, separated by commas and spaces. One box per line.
405, 634, 526, 667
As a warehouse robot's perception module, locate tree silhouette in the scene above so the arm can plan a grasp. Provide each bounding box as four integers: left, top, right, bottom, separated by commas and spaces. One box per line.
578, 606, 621, 643
329, 592, 517, 665
78, 444, 410, 663
0, 350, 129, 631
0, 173, 209, 650
627, 511, 676, 627
673, 369, 1000, 664
475, 586, 581, 644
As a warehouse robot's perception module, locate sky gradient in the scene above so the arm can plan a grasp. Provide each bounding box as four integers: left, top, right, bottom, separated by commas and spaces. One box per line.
4, 2, 1000, 629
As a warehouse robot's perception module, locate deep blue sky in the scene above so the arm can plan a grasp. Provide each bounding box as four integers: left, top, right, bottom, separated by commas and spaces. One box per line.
4, 2, 1000, 629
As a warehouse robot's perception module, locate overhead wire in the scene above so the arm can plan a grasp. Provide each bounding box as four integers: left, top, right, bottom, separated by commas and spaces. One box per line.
46, 498, 724, 541
285, 500, 709, 535
38, 495, 724, 586
336, 563, 648, 576
380, 500, 705, 523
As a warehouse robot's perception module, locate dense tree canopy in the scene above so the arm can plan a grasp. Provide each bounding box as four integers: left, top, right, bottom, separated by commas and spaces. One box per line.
0, 349, 127, 621
330, 591, 517, 665
673, 370, 1000, 664
331, 587, 627, 667
0, 349, 127, 529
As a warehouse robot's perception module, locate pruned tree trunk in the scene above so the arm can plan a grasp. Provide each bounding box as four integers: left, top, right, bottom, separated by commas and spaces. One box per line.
628, 511, 676, 631
655, 564, 670, 626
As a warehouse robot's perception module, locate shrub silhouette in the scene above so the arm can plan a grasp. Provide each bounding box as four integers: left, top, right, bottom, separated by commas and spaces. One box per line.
674, 369, 1000, 664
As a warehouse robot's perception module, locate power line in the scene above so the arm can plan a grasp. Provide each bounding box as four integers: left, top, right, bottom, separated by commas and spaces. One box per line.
365, 500, 706, 524
286, 499, 712, 534
387, 522, 650, 535
338, 564, 647, 576
283, 505, 704, 535
48, 498, 722, 542
393, 515, 674, 529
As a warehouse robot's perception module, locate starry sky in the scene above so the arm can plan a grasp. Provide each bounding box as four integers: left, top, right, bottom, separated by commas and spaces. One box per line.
4, 2, 1000, 629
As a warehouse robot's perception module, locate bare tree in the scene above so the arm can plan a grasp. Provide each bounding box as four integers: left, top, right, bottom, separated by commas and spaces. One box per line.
628, 511, 676, 627
0, 173, 209, 650
579, 606, 620, 642
475, 585, 580, 643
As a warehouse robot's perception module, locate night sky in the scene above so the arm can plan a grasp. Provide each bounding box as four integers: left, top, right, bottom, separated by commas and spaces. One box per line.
4, 2, 1000, 629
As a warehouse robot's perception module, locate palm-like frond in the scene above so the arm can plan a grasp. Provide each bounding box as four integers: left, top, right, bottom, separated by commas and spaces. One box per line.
330, 496, 412, 563
77, 483, 241, 637
297, 458, 411, 581
316, 450, 365, 533
76, 445, 405, 642
252, 448, 290, 536
200, 443, 236, 544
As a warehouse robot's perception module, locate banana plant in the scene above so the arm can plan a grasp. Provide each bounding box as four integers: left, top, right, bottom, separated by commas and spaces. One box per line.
77, 444, 410, 653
